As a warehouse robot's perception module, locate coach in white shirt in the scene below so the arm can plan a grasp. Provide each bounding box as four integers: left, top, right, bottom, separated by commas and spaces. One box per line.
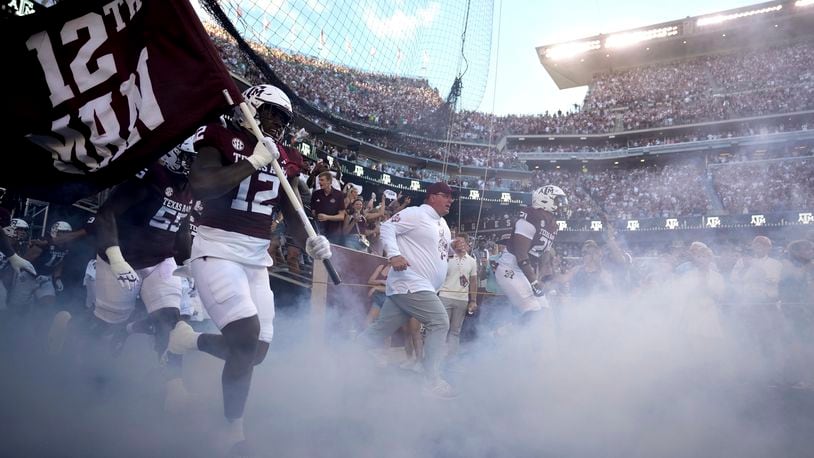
360, 182, 456, 399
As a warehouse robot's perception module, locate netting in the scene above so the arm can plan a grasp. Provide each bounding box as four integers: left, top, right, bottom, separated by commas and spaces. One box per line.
196, 0, 493, 111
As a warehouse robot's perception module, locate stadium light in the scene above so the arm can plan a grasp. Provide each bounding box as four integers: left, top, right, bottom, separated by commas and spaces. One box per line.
605, 26, 679, 49
544, 40, 601, 60
697, 5, 782, 27
797, 0, 814, 7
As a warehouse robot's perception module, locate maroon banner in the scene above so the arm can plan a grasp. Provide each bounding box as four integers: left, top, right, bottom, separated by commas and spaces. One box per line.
2, 0, 242, 203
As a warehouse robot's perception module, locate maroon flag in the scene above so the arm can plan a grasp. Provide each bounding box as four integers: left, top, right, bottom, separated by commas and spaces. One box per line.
2, 0, 242, 203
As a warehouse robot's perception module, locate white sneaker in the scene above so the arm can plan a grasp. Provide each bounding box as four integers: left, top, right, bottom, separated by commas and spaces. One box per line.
167, 321, 200, 355
422, 379, 459, 400
48, 311, 72, 355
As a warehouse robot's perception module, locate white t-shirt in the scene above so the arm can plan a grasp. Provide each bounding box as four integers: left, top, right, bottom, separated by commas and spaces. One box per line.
732, 256, 782, 302
439, 253, 478, 302
381, 204, 451, 296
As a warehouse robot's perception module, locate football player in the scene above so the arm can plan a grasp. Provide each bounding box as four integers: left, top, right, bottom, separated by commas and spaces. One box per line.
86, 137, 196, 410
166, 84, 331, 454
494, 185, 569, 324
6, 217, 31, 254
0, 211, 36, 311
8, 220, 73, 314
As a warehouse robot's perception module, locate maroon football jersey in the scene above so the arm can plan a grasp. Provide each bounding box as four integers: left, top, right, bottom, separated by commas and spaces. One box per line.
113, 163, 194, 269
509, 207, 558, 260
192, 121, 300, 240
31, 240, 69, 276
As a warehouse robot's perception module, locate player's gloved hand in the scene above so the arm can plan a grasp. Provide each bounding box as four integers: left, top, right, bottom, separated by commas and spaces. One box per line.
54, 278, 64, 292
105, 246, 139, 290
306, 235, 332, 260
8, 254, 36, 276
246, 136, 280, 170
530, 280, 545, 297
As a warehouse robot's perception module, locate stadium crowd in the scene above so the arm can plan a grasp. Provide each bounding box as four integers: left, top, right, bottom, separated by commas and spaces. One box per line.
712, 157, 814, 214
164, 24, 814, 225
208, 23, 814, 144
580, 162, 711, 220
326, 139, 813, 220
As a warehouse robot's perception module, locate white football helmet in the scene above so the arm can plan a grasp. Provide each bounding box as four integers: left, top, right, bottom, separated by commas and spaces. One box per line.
50, 220, 72, 239
234, 84, 293, 141
5, 218, 30, 241
531, 185, 570, 218
161, 136, 196, 175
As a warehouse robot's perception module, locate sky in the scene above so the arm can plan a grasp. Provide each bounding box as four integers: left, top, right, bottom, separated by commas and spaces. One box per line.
194, 0, 495, 110
478, 0, 764, 116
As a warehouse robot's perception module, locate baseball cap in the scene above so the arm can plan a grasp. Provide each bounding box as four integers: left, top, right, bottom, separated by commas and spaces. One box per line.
426, 182, 454, 196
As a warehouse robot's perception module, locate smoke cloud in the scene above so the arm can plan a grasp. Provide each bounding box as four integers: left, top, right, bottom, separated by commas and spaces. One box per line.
0, 280, 811, 458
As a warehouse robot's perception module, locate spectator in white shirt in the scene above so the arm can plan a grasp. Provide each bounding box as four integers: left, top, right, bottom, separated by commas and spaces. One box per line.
439, 235, 478, 359
731, 236, 783, 304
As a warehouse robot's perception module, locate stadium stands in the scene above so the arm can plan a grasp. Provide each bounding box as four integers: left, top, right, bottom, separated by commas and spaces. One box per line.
206, 22, 814, 224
